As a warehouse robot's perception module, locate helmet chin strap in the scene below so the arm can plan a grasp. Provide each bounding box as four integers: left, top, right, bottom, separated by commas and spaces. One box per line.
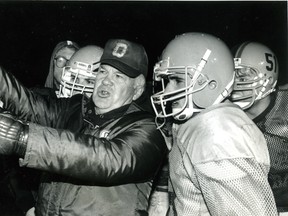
233, 101, 252, 110
213, 71, 235, 106
173, 94, 194, 121
173, 92, 203, 121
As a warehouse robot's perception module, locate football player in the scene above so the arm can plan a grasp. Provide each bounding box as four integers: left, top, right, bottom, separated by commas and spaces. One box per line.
151, 32, 277, 215
58, 45, 103, 98
230, 41, 288, 215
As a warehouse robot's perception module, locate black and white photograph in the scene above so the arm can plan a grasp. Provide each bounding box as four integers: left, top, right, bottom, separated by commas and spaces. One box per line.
0, 1, 287, 215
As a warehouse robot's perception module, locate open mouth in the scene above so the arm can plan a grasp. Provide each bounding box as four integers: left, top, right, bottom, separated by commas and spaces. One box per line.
98, 89, 111, 97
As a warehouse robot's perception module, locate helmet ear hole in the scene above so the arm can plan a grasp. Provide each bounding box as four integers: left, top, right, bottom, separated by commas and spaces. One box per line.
208, 80, 217, 90
193, 81, 218, 108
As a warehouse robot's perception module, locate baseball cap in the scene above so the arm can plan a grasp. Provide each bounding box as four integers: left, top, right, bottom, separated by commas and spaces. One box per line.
100, 39, 148, 78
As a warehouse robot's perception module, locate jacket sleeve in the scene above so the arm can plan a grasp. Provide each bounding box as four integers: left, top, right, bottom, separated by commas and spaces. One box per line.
0, 66, 70, 126
20, 116, 167, 185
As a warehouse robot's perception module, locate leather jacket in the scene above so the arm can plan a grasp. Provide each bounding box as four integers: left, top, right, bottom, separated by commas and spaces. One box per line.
0, 67, 167, 216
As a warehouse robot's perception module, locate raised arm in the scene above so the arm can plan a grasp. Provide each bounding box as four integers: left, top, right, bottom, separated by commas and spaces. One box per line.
0, 66, 72, 125
0, 110, 167, 185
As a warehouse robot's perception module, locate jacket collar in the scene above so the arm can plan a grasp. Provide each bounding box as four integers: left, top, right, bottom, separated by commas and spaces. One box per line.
82, 97, 142, 127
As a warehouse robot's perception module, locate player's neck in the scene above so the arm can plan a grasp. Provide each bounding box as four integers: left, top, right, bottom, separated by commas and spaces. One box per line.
245, 96, 271, 120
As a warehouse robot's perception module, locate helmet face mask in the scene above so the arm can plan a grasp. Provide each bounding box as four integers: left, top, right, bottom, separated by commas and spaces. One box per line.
58, 45, 103, 98
151, 32, 235, 123
231, 66, 264, 109
230, 42, 278, 110
59, 61, 98, 98
151, 54, 210, 121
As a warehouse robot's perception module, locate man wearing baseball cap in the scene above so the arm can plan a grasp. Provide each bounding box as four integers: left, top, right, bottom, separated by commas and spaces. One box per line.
0, 39, 167, 216
92, 39, 149, 114
100, 39, 148, 78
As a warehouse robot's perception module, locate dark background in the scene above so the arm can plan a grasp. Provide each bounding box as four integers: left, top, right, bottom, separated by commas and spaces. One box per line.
0, 1, 286, 215
0, 1, 286, 86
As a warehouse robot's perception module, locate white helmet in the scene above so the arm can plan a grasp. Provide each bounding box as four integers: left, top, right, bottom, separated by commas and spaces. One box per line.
231, 42, 278, 109
151, 32, 235, 121
58, 45, 103, 98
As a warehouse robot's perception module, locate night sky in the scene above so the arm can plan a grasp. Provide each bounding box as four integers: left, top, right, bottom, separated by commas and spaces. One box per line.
0, 1, 286, 87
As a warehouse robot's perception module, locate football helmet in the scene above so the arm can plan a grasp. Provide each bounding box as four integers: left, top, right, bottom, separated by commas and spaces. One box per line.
58, 45, 103, 98
231, 42, 278, 109
151, 32, 235, 121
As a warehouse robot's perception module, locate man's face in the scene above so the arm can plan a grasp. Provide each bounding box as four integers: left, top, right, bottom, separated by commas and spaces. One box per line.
60, 65, 97, 98
92, 64, 137, 114
53, 47, 77, 89
164, 72, 190, 113
230, 67, 257, 101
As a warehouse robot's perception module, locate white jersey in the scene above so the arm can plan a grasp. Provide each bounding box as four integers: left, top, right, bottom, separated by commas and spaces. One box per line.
168, 102, 277, 216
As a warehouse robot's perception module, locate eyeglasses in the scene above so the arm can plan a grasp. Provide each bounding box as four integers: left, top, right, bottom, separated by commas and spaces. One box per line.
54, 56, 69, 68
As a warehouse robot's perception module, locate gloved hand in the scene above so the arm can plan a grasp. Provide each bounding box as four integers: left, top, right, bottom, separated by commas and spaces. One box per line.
0, 111, 29, 157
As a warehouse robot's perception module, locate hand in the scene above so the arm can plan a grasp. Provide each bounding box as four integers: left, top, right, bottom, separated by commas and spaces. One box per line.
0, 111, 29, 157
148, 190, 169, 216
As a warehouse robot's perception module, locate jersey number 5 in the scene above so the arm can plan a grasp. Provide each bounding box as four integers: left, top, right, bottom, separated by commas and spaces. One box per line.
265, 53, 277, 73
